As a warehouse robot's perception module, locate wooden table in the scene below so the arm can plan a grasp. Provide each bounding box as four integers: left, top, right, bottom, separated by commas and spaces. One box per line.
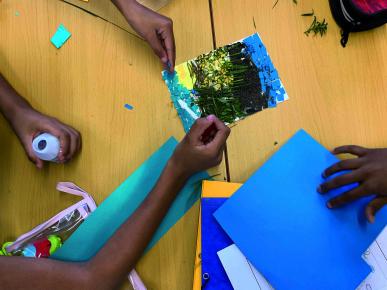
0, 0, 386, 289
0, 0, 220, 289
212, 0, 387, 182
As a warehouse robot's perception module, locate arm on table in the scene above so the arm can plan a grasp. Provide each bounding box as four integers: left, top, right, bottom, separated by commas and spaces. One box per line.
111, 0, 175, 71
0, 115, 230, 290
0, 73, 81, 167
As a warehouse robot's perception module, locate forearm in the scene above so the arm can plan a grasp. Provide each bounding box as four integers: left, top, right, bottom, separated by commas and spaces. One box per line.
88, 159, 189, 288
0, 73, 32, 123
111, 0, 136, 19
0, 158, 190, 290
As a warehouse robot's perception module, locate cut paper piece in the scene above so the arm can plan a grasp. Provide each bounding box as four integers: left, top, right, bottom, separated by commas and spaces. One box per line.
214, 129, 387, 290
193, 181, 242, 290
124, 103, 133, 110
52, 137, 209, 261
162, 33, 288, 132
201, 198, 233, 290
217, 244, 272, 290
358, 226, 387, 290
50, 24, 71, 49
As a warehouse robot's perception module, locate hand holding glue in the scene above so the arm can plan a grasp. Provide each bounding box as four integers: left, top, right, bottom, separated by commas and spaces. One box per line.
32, 133, 60, 162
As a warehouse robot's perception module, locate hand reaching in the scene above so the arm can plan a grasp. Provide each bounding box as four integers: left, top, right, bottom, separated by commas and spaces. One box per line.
319, 145, 387, 222
113, 0, 176, 72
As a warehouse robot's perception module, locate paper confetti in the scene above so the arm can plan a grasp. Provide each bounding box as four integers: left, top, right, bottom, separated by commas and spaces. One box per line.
50, 24, 71, 49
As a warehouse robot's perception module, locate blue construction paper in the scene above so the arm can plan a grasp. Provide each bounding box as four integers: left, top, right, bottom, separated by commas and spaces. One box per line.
201, 198, 233, 290
52, 137, 209, 261
214, 129, 387, 290
50, 24, 71, 49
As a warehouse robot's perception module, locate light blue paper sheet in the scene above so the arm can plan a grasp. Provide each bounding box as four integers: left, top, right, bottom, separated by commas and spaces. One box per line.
50, 24, 71, 49
52, 137, 209, 261
214, 129, 387, 290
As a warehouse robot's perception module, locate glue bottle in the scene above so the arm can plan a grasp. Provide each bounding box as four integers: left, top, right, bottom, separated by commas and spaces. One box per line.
32, 133, 60, 162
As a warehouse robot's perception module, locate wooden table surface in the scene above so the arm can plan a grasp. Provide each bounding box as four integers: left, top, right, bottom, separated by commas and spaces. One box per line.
212, 0, 387, 182
0, 0, 386, 289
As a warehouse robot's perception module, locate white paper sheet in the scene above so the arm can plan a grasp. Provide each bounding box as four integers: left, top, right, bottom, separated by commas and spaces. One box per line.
217, 244, 273, 290
358, 226, 387, 290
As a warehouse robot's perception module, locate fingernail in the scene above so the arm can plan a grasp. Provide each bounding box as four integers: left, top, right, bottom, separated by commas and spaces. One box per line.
161, 57, 168, 64
317, 185, 322, 194
369, 216, 375, 223
206, 115, 215, 121
321, 172, 327, 179
326, 202, 333, 209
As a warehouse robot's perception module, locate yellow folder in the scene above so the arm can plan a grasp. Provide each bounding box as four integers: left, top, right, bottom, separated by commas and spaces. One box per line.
192, 180, 242, 290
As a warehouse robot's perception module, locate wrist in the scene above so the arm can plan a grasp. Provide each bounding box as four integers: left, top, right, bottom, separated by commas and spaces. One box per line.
111, 0, 138, 17
167, 156, 192, 181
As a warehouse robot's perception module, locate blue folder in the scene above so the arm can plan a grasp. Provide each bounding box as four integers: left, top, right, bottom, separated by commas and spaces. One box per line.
52, 137, 209, 261
214, 129, 387, 290
201, 198, 233, 290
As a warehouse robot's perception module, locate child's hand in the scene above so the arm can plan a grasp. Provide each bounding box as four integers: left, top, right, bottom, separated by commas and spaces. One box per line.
319, 146, 387, 222
171, 115, 230, 177
114, 0, 175, 72
9, 107, 81, 168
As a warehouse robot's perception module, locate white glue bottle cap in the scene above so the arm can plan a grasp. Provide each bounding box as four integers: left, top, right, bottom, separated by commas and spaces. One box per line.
32, 133, 60, 162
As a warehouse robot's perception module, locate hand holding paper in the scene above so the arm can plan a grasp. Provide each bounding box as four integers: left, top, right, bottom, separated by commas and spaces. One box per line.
319, 146, 387, 222
172, 115, 230, 176
112, 0, 175, 71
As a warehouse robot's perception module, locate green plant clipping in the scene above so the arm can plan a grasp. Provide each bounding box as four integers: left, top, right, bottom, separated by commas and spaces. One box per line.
304, 15, 328, 37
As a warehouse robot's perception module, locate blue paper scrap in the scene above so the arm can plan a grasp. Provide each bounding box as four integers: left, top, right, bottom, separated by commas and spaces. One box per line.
214, 129, 387, 290
50, 24, 71, 49
52, 137, 209, 261
124, 103, 133, 110
201, 198, 233, 290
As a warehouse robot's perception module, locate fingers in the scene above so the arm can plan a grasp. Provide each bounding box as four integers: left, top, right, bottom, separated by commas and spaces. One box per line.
327, 186, 369, 208
23, 139, 44, 169
366, 196, 387, 223
43, 122, 81, 163
146, 31, 168, 67
205, 115, 230, 152
323, 158, 363, 178
157, 19, 175, 72
333, 145, 368, 157
188, 117, 215, 142
318, 171, 361, 194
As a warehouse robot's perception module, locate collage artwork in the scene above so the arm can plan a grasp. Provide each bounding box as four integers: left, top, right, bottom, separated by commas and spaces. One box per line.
162, 33, 289, 132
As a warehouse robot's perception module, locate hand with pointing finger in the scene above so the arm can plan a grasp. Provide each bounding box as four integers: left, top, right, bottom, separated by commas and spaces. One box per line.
112, 0, 176, 72
318, 145, 387, 223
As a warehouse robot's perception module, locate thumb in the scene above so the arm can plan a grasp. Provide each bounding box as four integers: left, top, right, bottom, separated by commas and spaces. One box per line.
365, 196, 387, 223
146, 32, 168, 65
22, 138, 44, 169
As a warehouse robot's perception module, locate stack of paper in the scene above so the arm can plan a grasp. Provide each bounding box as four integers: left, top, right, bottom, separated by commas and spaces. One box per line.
358, 226, 387, 290
193, 181, 241, 290
213, 130, 387, 289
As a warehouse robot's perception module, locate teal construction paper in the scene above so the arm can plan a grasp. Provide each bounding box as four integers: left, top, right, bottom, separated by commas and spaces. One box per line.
52, 137, 209, 261
50, 24, 71, 49
214, 129, 387, 290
